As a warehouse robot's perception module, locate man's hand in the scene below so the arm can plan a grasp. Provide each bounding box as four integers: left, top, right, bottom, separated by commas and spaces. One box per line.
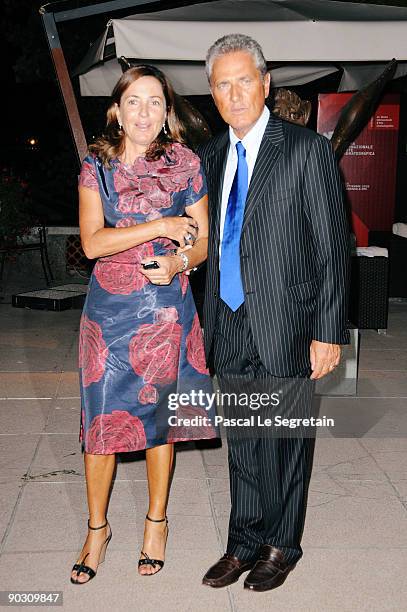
309, 340, 341, 380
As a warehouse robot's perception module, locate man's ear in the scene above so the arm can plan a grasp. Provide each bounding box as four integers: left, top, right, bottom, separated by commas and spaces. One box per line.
264, 72, 271, 98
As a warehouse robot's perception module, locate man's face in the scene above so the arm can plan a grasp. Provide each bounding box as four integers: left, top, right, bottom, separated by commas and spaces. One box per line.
210, 50, 270, 139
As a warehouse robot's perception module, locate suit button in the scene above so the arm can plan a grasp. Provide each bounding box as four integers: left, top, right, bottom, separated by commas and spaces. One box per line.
214, 291, 218, 297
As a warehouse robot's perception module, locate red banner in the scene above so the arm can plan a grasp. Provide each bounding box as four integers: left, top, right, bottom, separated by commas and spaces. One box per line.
317, 93, 400, 246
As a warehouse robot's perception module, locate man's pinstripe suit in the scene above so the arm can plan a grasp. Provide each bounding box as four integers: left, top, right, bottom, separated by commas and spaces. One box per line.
198, 111, 350, 564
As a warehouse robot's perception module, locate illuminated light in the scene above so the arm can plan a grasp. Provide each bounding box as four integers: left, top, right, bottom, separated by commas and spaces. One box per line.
28, 138, 38, 146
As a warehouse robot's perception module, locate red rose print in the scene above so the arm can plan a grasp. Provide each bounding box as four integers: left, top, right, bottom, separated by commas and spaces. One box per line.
116, 217, 137, 228
186, 313, 208, 374
179, 273, 189, 296
153, 237, 176, 253
167, 404, 216, 443
138, 197, 152, 215
117, 175, 171, 215
112, 144, 202, 216
146, 209, 163, 221
116, 193, 139, 214
159, 174, 189, 193
192, 172, 203, 194
79, 315, 108, 387
94, 242, 154, 294
99, 242, 154, 265
85, 410, 146, 453
157, 144, 201, 194
79, 160, 98, 191
129, 307, 181, 385
138, 383, 159, 405
94, 262, 145, 295
139, 179, 171, 207
113, 167, 141, 194
156, 307, 178, 323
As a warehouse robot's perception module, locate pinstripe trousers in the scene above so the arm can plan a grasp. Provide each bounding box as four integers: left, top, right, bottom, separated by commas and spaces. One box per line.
212, 300, 315, 564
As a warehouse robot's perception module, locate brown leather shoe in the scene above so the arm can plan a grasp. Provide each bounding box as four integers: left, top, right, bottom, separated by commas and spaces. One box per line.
202, 554, 255, 588
244, 545, 296, 592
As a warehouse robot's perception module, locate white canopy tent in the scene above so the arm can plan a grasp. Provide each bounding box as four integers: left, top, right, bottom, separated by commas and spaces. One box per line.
79, 60, 342, 96
75, 0, 407, 96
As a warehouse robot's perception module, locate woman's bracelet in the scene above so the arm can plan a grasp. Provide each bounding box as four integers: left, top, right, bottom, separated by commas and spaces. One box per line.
178, 252, 189, 272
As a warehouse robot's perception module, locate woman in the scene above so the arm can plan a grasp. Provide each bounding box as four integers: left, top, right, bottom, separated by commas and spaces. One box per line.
71, 66, 217, 584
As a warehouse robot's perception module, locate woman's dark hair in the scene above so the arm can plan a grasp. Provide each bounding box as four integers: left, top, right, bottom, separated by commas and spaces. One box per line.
89, 64, 210, 166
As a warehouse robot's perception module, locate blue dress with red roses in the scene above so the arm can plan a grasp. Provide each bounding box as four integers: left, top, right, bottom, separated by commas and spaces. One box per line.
78, 143, 217, 454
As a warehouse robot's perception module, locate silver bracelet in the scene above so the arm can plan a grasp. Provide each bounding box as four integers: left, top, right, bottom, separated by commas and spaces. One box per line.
179, 252, 189, 272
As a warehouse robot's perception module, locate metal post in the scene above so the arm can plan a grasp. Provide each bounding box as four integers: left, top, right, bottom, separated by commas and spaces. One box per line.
40, 10, 88, 165
40, 0, 159, 164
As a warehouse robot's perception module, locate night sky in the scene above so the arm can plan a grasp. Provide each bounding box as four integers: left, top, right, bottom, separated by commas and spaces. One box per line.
1, 0, 224, 224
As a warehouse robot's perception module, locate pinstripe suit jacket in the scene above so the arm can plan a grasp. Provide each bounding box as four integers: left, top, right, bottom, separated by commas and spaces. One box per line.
198, 111, 350, 377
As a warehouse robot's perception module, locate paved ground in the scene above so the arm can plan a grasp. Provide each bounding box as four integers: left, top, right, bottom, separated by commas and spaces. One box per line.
0, 294, 406, 612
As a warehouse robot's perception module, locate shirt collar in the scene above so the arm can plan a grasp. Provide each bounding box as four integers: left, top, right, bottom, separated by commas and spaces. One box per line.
229, 105, 270, 153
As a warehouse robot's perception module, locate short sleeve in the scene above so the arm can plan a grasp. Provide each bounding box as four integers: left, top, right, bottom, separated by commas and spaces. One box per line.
78, 155, 99, 192
185, 163, 208, 207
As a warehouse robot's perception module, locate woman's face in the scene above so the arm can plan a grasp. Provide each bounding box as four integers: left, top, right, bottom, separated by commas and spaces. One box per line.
116, 76, 167, 153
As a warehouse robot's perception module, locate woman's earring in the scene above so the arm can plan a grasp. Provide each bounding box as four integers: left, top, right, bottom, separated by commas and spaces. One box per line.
162, 122, 168, 135
118, 122, 123, 130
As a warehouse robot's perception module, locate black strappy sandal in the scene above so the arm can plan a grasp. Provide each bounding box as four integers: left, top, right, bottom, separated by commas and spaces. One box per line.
138, 514, 168, 576
70, 519, 112, 584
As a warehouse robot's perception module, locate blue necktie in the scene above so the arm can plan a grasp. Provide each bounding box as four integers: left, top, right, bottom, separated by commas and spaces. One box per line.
220, 141, 248, 311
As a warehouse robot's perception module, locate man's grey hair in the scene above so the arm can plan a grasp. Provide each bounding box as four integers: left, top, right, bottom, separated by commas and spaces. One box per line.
205, 33, 268, 82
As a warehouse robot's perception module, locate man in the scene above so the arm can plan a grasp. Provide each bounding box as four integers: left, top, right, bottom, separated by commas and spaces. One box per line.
198, 34, 350, 592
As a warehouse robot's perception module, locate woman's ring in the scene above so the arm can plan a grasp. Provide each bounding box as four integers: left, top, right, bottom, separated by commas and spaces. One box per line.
185, 233, 193, 242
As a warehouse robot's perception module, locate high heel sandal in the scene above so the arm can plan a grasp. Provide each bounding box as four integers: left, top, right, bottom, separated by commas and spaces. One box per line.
138, 514, 168, 575
70, 519, 112, 584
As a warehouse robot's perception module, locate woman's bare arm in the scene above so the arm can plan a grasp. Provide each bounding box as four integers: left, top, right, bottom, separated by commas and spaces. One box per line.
140, 195, 208, 284
79, 186, 198, 260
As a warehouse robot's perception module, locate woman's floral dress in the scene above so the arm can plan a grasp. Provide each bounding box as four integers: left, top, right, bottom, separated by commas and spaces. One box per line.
77, 143, 217, 454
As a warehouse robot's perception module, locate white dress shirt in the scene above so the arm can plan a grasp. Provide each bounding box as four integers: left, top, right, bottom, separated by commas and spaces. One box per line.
219, 105, 270, 255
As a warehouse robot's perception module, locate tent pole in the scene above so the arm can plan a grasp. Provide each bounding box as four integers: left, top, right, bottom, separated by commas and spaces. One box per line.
40, 10, 88, 165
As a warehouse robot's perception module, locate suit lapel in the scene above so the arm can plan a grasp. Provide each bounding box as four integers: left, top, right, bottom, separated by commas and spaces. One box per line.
242, 114, 285, 232
208, 131, 229, 253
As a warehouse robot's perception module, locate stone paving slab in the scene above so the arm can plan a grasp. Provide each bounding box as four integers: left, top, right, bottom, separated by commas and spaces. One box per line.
45, 398, 81, 434
0, 435, 41, 485
0, 302, 407, 611
56, 372, 81, 398
0, 550, 232, 612
0, 399, 53, 435
229, 549, 407, 612
359, 349, 407, 371
357, 371, 407, 398
0, 372, 61, 399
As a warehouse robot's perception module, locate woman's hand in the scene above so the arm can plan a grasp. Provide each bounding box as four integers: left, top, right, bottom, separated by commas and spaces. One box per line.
160, 216, 198, 248
140, 255, 183, 285
140, 195, 208, 284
